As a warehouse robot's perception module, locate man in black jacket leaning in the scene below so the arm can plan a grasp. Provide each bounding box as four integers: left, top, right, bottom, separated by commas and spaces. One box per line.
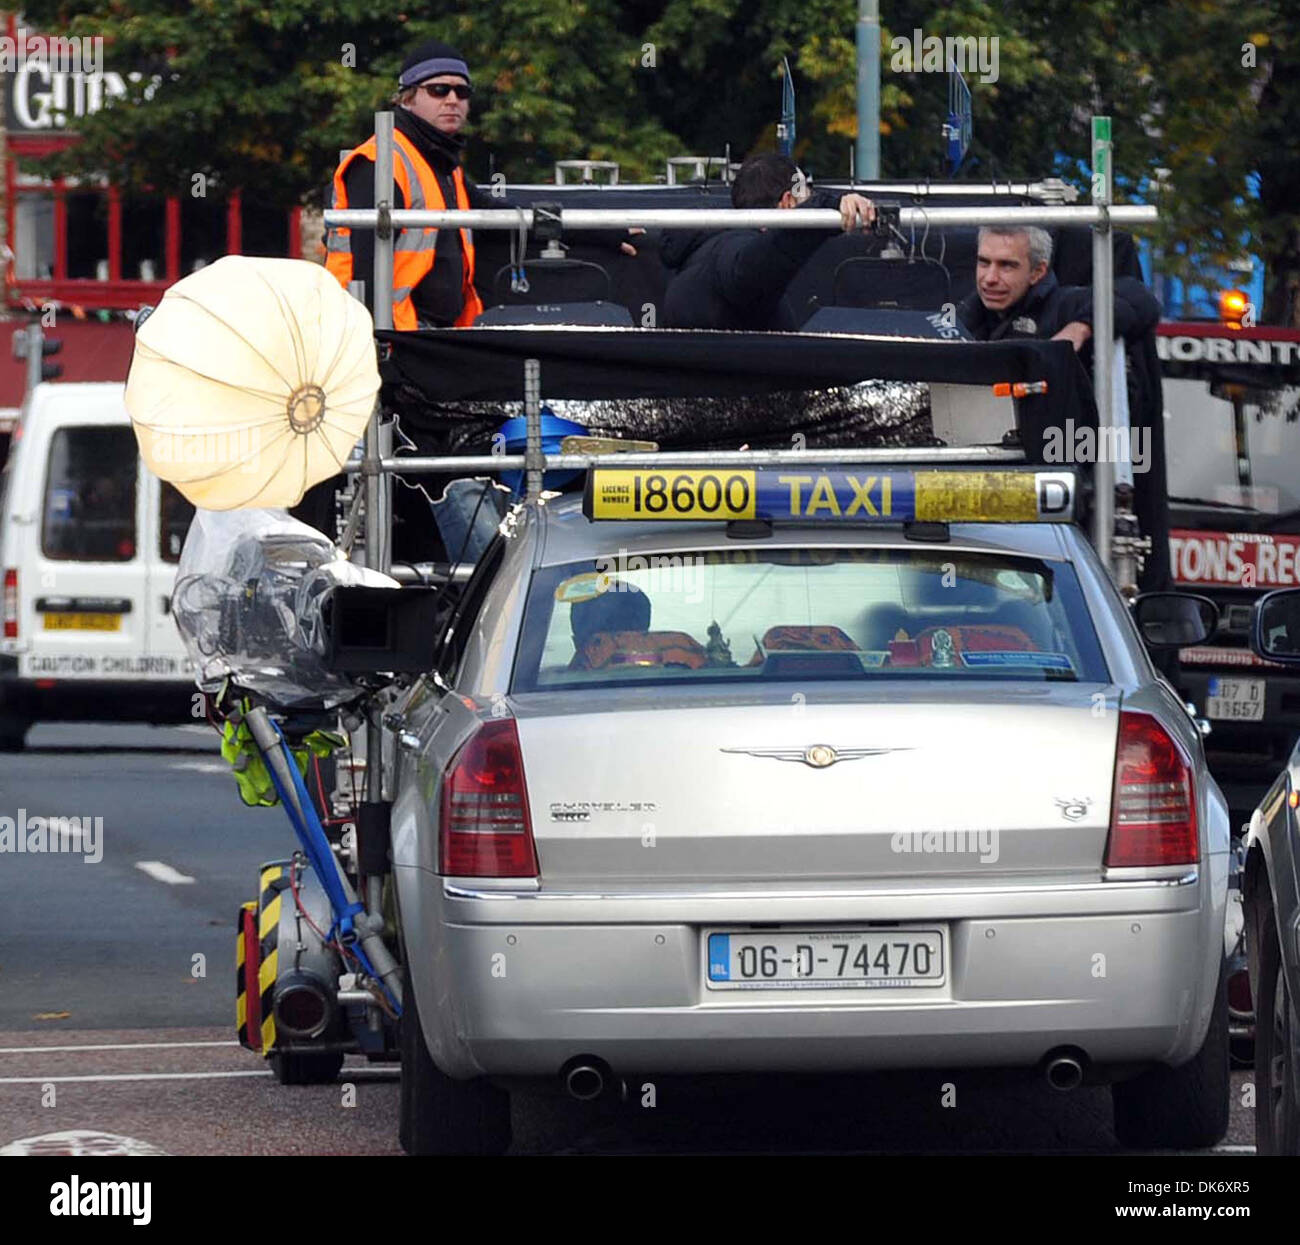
958, 225, 1160, 347
961, 223, 1173, 595
662, 154, 878, 330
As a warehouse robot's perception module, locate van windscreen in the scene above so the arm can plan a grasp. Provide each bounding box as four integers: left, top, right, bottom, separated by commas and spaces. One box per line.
42, 426, 138, 562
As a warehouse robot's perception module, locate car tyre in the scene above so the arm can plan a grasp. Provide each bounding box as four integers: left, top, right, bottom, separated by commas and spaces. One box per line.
1111, 959, 1229, 1150
399, 960, 511, 1156
269, 1050, 345, 1085
1255, 905, 1300, 1154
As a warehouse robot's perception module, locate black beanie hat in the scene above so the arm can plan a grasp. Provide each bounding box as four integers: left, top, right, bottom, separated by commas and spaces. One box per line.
399, 39, 472, 88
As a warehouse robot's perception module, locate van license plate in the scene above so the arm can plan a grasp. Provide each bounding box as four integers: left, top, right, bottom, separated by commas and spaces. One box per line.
706, 928, 946, 990
1206, 677, 1264, 721
43, 612, 121, 631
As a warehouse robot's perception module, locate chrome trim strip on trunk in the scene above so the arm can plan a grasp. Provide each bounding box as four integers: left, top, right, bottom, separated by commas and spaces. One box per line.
443, 870, 1199, 902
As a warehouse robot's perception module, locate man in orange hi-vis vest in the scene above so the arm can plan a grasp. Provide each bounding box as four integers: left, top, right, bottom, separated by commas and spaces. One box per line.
327, 40, 488, 330
327, 39, 642, 331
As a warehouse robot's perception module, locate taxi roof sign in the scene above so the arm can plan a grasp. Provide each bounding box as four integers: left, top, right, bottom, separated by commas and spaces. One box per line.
583, 467, 1076, 524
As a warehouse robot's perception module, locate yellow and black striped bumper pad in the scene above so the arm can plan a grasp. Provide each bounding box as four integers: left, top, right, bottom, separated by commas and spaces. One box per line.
235, 865, 292, 1056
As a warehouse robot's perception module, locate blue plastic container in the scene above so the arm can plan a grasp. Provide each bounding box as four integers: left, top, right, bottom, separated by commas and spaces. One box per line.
498, 409, 587, 496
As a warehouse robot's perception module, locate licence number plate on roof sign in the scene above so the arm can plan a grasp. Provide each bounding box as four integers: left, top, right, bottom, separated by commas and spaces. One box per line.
706, 927, 946, 990
42, 612, 121, 631
584, 468, 1075, 524
1206, 676, 1264, 721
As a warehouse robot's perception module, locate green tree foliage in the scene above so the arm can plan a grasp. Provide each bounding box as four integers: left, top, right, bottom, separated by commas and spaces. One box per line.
17, 0, 1300, 321
22, 0, 413, 203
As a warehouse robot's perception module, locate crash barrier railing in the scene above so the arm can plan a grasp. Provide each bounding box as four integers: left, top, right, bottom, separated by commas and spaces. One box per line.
323, 110, 1155, 853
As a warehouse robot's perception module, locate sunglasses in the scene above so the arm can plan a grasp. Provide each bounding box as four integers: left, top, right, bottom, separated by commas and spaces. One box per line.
420, 82, 473, 101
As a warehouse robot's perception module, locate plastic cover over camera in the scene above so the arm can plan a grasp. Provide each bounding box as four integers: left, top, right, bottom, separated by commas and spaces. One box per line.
172, 508, 400, 708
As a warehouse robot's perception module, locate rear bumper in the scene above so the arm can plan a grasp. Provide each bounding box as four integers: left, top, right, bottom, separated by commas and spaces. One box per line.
398, 864, 1226, 1081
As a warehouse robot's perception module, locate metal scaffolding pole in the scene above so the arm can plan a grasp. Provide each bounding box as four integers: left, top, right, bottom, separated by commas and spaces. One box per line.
1090, 116, 1115, 568
325, 204, 1158, 232
489, 178, 1079, 199
855, 0, 881, 180
363, 111, 395, 816
523, 358, 543, 500
345, 445, 1026, 476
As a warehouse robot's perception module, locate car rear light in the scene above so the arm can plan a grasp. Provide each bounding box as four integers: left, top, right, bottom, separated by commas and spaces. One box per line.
3, 568, 16, 639
439, 719, 539, 878
1104, 710, 1198, 868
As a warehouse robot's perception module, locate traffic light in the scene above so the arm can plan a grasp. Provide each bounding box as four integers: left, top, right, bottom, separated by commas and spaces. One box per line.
11, 325, 63, 387
1218, 288, 1250, 329
38, 334, 63, 381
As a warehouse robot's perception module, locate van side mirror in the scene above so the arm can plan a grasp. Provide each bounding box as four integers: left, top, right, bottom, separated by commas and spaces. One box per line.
320, 586, 443, 675
1252, 588, 1300, 665
1131, 592, 1217, 649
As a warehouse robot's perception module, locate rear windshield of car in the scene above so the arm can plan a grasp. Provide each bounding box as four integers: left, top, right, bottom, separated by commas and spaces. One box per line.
42, 426, 138, 562
512, 548, 1109, 691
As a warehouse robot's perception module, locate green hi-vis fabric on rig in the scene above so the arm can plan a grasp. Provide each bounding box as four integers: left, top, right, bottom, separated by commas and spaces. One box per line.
219, 703, 344, 808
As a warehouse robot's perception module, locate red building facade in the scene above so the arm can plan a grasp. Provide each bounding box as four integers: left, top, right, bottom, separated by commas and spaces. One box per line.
1, 17, 302, 404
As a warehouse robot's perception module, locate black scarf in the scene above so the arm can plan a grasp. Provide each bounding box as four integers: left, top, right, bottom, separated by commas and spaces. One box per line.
395, 106, 466, 174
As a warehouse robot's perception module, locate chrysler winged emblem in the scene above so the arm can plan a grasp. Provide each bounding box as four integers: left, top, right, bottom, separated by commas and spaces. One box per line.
721, 745, 912, 769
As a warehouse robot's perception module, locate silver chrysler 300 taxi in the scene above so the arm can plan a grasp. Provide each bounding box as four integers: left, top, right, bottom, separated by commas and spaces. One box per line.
389, 465, 1231, 1155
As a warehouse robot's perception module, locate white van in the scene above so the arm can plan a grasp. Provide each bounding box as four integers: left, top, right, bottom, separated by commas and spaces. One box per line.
0, 382, 195, 750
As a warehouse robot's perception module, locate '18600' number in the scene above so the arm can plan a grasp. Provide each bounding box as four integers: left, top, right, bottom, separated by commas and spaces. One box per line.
632, 472, 750, 515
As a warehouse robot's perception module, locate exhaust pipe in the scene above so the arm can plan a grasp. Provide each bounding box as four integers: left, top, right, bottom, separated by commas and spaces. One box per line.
273, 971, 335, 1040
1043, 1049, 1086, 1091
561, 1057, 609, 1101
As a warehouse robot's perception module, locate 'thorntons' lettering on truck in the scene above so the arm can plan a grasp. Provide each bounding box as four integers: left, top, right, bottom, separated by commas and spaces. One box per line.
1170, 528, 1300, 588
1156, 334, 1300, 366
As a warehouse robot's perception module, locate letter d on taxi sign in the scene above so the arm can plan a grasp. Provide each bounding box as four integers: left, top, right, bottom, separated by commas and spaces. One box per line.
1036, 474, 1072, 519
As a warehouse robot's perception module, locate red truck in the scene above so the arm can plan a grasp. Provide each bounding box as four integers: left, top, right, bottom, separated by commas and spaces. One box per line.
1159, 320, 1300, 815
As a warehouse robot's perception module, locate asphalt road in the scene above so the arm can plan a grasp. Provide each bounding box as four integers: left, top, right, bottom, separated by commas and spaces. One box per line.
0, 723, 1258, 1157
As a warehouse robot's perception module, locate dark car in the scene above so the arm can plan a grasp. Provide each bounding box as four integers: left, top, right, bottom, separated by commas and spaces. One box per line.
1241, 586, 1300, 1152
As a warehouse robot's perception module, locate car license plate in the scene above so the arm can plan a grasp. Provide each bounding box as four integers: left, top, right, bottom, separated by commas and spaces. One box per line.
42, 612, 121, 631
1206, 676, 1264, 721
706, 928, 946, 990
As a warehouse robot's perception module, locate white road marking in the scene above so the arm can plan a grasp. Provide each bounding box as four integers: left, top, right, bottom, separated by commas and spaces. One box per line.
0, 1068, 398, 1084
1, 1130, 170, 1156
1211, 1144, 1256, 1153
168, 760, 227, 774
134, 860, 196, 885
0, 1040, 237, 1054
0, 1071, 272, 1084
